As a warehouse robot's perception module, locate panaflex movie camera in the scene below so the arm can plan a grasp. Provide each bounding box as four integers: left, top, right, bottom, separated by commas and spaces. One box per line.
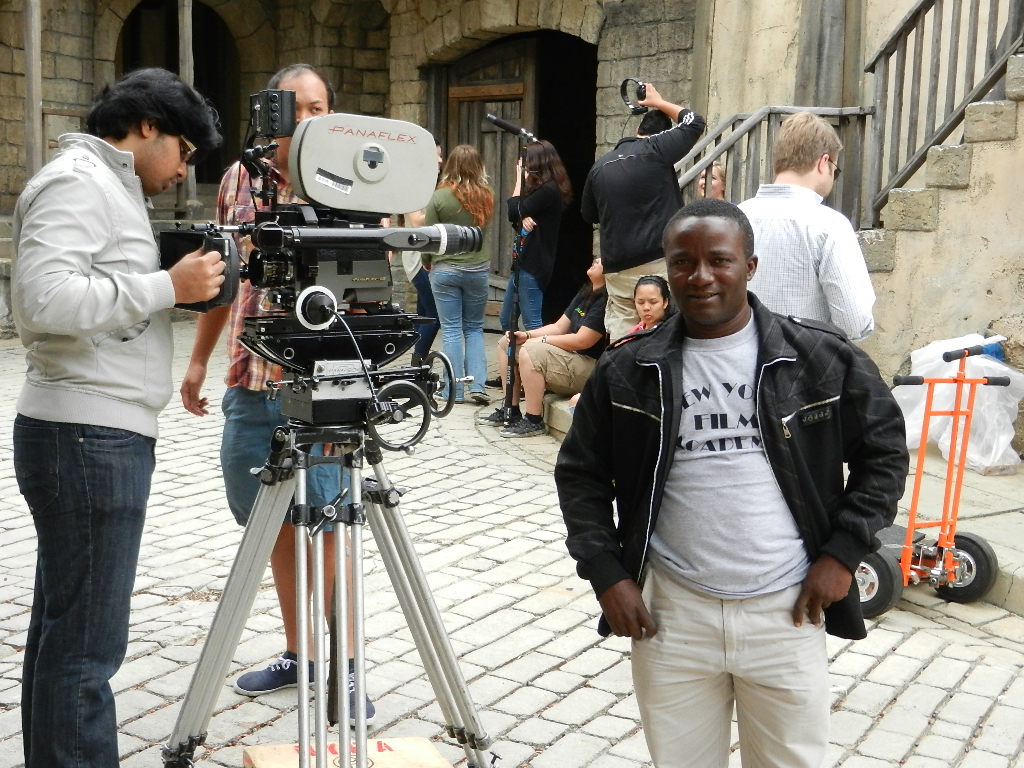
160, 91, 481, 444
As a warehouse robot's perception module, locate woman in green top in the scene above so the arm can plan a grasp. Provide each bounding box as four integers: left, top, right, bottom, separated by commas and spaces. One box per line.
424, 144, 494, 404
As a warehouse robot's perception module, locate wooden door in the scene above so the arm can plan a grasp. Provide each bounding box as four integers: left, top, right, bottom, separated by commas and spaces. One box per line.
443, 38, 537, 282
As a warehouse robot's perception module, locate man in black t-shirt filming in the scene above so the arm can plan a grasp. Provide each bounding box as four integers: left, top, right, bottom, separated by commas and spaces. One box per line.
479, 257, 607, 438
581, 82, 705, 342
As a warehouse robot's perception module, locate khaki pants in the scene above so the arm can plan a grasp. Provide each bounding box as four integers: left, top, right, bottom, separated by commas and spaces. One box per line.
522, 342, 597, 395
631, 563, 829, 768
604, 259, 668, 341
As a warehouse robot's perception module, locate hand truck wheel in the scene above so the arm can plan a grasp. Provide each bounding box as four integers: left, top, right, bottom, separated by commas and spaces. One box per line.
856, 550, 903, 618
934, 531, 999, 604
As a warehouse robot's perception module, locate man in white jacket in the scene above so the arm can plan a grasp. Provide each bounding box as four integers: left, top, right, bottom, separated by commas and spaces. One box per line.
11, 67, 223, 768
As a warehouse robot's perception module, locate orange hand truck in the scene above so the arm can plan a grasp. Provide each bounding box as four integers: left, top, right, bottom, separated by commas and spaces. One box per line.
857, 344, 1008, 618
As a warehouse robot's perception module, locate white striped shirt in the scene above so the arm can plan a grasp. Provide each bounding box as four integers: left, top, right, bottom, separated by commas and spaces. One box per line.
739, 184, 875, 340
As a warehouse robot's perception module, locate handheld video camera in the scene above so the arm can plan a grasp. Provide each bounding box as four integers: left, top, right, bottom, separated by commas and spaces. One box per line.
160, 92, 481, 438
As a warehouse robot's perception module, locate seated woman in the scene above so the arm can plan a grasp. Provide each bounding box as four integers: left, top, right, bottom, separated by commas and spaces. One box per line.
625, 274, 673, 335
565, 274, 671, 415
480, 258, 606, 437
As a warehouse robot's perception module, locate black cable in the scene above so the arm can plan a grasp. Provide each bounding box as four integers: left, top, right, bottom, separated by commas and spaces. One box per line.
328, 309, 380, 402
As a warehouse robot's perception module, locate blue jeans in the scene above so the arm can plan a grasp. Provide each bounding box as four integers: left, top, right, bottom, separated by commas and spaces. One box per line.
14, 415, 156, 768
411, 268, 439, 357
429, 267, 489, 401
499, 267, 544, 331
221, 386, 342, 526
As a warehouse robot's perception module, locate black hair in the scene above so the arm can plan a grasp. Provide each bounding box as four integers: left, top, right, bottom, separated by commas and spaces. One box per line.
633, 274, 670, 302
638, 109, 672, 137
267, 63, 336, 111
665, 198, 755, 260
633, 274, 675, 323
86, 68, 222, 155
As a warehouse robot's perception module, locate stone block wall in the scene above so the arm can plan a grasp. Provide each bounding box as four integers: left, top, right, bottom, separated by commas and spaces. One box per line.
267, 0, 391, 117
859, 78, 1024, 387
2, 0, 99, 214
595, 0, 697, 153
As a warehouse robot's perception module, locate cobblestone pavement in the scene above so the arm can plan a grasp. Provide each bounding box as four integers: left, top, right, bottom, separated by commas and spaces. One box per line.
1, 321, 1023, 768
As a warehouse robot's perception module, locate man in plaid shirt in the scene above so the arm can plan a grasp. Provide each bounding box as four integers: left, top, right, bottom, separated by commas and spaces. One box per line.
180, 64, 373, 721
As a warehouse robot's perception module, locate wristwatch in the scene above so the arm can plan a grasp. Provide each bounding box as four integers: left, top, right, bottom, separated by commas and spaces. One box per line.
541, 335, 548, 344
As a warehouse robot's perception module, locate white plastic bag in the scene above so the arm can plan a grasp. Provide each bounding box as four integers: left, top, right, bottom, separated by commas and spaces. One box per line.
893, 334, 1024, 475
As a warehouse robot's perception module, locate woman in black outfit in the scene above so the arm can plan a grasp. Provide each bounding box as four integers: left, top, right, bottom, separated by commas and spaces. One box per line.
500, 139, 572, 332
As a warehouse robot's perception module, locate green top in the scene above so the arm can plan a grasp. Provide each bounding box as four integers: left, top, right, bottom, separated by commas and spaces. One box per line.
422, 186, 491, 268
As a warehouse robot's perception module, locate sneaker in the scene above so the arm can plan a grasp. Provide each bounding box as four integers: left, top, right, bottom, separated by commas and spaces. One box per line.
470, 391, 491, 405
233, 651, 312, 696
347, 669, 377, 725
499, 417, 546, 438
476, 407, 518, 426
484, 376, 502, 389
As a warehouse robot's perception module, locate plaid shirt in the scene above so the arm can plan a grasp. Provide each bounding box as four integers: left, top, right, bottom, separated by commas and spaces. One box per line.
216, 161, 301, 390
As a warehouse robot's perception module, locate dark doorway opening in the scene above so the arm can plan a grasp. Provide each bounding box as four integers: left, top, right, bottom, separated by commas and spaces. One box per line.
117, 0, 240, 184
437, 31, 597, 325
533, 32, 598, 323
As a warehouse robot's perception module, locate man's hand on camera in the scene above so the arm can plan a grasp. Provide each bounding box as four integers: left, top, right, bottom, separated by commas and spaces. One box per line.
180, 360, 209, 416
169, 246, 226, 304
636, 82, 662, 108
636, 83, 686, 122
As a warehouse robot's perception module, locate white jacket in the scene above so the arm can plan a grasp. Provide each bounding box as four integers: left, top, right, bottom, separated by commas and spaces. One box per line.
13, 133, 178, 438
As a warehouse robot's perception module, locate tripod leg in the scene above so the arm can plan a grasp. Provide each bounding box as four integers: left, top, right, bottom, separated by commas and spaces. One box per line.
365, 458, 492, 768
328, 497, 350, 741
163, 476, 296, 766
290, 453, 318, 768
362, 494, 463, 725
311, 524, 330, 765
349, 458, 370, 768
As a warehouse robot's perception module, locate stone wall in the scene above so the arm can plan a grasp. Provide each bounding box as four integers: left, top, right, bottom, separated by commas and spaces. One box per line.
2, 0, 100, 212
594, 0, 697, 154
859, 81, 1024, 382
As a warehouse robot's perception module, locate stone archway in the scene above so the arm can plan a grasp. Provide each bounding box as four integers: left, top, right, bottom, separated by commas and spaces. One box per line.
93, 0, 276, 126
386, 0, 605, 125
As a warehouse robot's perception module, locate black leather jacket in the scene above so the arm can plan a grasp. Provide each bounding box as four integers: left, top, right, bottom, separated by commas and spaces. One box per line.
555, 295, 909, 640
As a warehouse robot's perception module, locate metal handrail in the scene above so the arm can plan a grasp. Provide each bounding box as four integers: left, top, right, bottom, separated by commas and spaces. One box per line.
674, 106, 873, 227
865, 0, 1024, 226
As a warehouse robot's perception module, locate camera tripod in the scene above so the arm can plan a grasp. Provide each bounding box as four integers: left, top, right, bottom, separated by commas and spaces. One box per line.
162, 417, 493, 768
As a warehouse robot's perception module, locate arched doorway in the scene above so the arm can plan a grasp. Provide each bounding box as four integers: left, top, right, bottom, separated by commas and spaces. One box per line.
117, 0, 240, 184
433, 31, 598, 324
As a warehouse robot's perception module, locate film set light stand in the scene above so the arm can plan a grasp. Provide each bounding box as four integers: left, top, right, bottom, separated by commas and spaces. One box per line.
483, 113, 536, 426
158, 106, 495, 768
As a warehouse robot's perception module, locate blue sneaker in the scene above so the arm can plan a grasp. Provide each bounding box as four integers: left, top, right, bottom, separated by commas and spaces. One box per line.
348, 668, 377, 725
233, 651, 313, 696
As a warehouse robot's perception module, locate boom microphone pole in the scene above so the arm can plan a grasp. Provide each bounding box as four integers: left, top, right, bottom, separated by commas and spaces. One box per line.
483, 113, 538, 425
485, 113, 536, 142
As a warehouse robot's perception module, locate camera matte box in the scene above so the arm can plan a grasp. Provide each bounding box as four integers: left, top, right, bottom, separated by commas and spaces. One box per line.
242, 737, 453, 768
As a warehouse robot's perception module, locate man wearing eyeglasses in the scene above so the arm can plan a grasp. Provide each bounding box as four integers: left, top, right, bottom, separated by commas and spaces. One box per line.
738, 111, 875, 341
11, 67, 223, 768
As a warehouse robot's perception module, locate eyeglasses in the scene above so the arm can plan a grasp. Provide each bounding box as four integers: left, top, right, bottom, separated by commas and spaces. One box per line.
826, 157, 841, 180
179, 135, 199, 166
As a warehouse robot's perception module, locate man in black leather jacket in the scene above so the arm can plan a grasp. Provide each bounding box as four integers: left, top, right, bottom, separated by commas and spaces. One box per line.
555, 199, 907, 768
